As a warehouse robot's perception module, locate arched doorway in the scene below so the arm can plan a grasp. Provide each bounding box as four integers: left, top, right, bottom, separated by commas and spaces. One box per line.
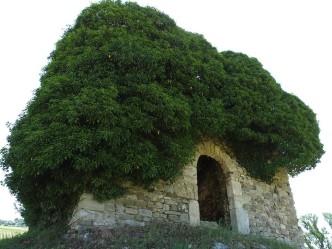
197, 155, 230, 226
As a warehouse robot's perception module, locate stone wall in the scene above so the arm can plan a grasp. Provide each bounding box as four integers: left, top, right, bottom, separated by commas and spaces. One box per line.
241, 169, 303, 245
69, 140, 304, 247
70, 161, 200, 228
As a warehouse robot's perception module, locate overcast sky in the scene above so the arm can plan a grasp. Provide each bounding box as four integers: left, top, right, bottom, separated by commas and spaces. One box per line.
0, 0, 331, 221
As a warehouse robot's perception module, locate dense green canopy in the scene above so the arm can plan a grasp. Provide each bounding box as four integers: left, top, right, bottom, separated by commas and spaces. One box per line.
1, 0, 324, 227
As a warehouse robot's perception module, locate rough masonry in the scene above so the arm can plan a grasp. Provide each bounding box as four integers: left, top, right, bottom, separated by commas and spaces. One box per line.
69, 140, 304, 247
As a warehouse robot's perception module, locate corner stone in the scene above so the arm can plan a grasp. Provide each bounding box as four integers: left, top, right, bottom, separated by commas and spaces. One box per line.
189, 200, 200, 226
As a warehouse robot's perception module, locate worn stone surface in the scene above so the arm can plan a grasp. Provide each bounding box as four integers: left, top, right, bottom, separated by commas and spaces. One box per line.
69, 140, 304, 247
212, 242, 229, 249
189, 200, 200, 226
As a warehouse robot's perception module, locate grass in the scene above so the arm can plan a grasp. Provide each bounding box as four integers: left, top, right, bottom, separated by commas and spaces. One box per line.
0, 222, 299, 249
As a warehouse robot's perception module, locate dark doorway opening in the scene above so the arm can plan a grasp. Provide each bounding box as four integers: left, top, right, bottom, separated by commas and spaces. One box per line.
197, 155, 230, 225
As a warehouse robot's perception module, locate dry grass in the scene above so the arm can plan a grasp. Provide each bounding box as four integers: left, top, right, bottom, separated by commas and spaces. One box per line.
0, 226, 28, 240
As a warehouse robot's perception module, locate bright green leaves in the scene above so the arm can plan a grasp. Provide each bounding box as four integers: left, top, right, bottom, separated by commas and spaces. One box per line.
0, 0, 324, 227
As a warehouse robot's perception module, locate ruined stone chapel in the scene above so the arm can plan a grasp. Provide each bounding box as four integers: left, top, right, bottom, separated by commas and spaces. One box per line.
70, 140, 304, 246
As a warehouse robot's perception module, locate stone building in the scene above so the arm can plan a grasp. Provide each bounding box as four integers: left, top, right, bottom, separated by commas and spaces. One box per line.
69, 140, 304, 246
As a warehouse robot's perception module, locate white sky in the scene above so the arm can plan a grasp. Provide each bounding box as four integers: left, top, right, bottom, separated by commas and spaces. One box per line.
0, 0, 331, 221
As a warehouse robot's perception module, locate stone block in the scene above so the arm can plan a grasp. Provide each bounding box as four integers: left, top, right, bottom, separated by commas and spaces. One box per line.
71, 209, 89, 220
153, 212, 160, 218
180, 214, 189, 223
120, 220, 145, 227
164, 184, 175, 194
174, 182, 196, 199
280, 224, 287, 230
138, 209, 153, 217
93, 218, 116, 227
150, 195, 159, 202
124, 199, 135, 207
126, 194, 138, 200
243, 204, 251, 211
105, 203, 116, 212
193, 185, 198, 200
147, 202, 154, 208
227, 181, 243, 198
284, 237, 292, 244
165, 198, 178, 205
183, 167, 197, 178
165, 211, 182, 215
135, 215, 143, 221
143, 217, 152, 222
77, 198, 105, 212
155, 202, 163, 209
116, 205, 125, 213
178, 204, 189, 213
79, 219, 93, 226
163, 204, 170, 211
80, 193, 93, 201
189, 200, 200, 226
230, 208, 250, 235
160, 214, 167, 219
168, 215, 180, 222
154, 182, 166, 191
89, 211, 104, 220
135, 200, 147, 208
138, 194, 150, 202
184, 176, 197, 185
229, 199, 243, 210
170, 205, 178, 211
115, 198, 125, 205
105, 199, 116, 205
119, 213, 134, 220
125, 208, 138, 215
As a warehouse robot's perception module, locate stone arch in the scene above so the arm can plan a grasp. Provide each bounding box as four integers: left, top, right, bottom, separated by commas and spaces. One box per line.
191, 141, 250, 234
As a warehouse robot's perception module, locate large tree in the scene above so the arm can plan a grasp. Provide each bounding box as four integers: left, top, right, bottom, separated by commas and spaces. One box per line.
1, 0, 324, 227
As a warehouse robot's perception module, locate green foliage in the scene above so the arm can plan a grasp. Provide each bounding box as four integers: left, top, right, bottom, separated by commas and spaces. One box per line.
219, 51, 324, 180
300, 213, 332, 249
1, 0, 324, 227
